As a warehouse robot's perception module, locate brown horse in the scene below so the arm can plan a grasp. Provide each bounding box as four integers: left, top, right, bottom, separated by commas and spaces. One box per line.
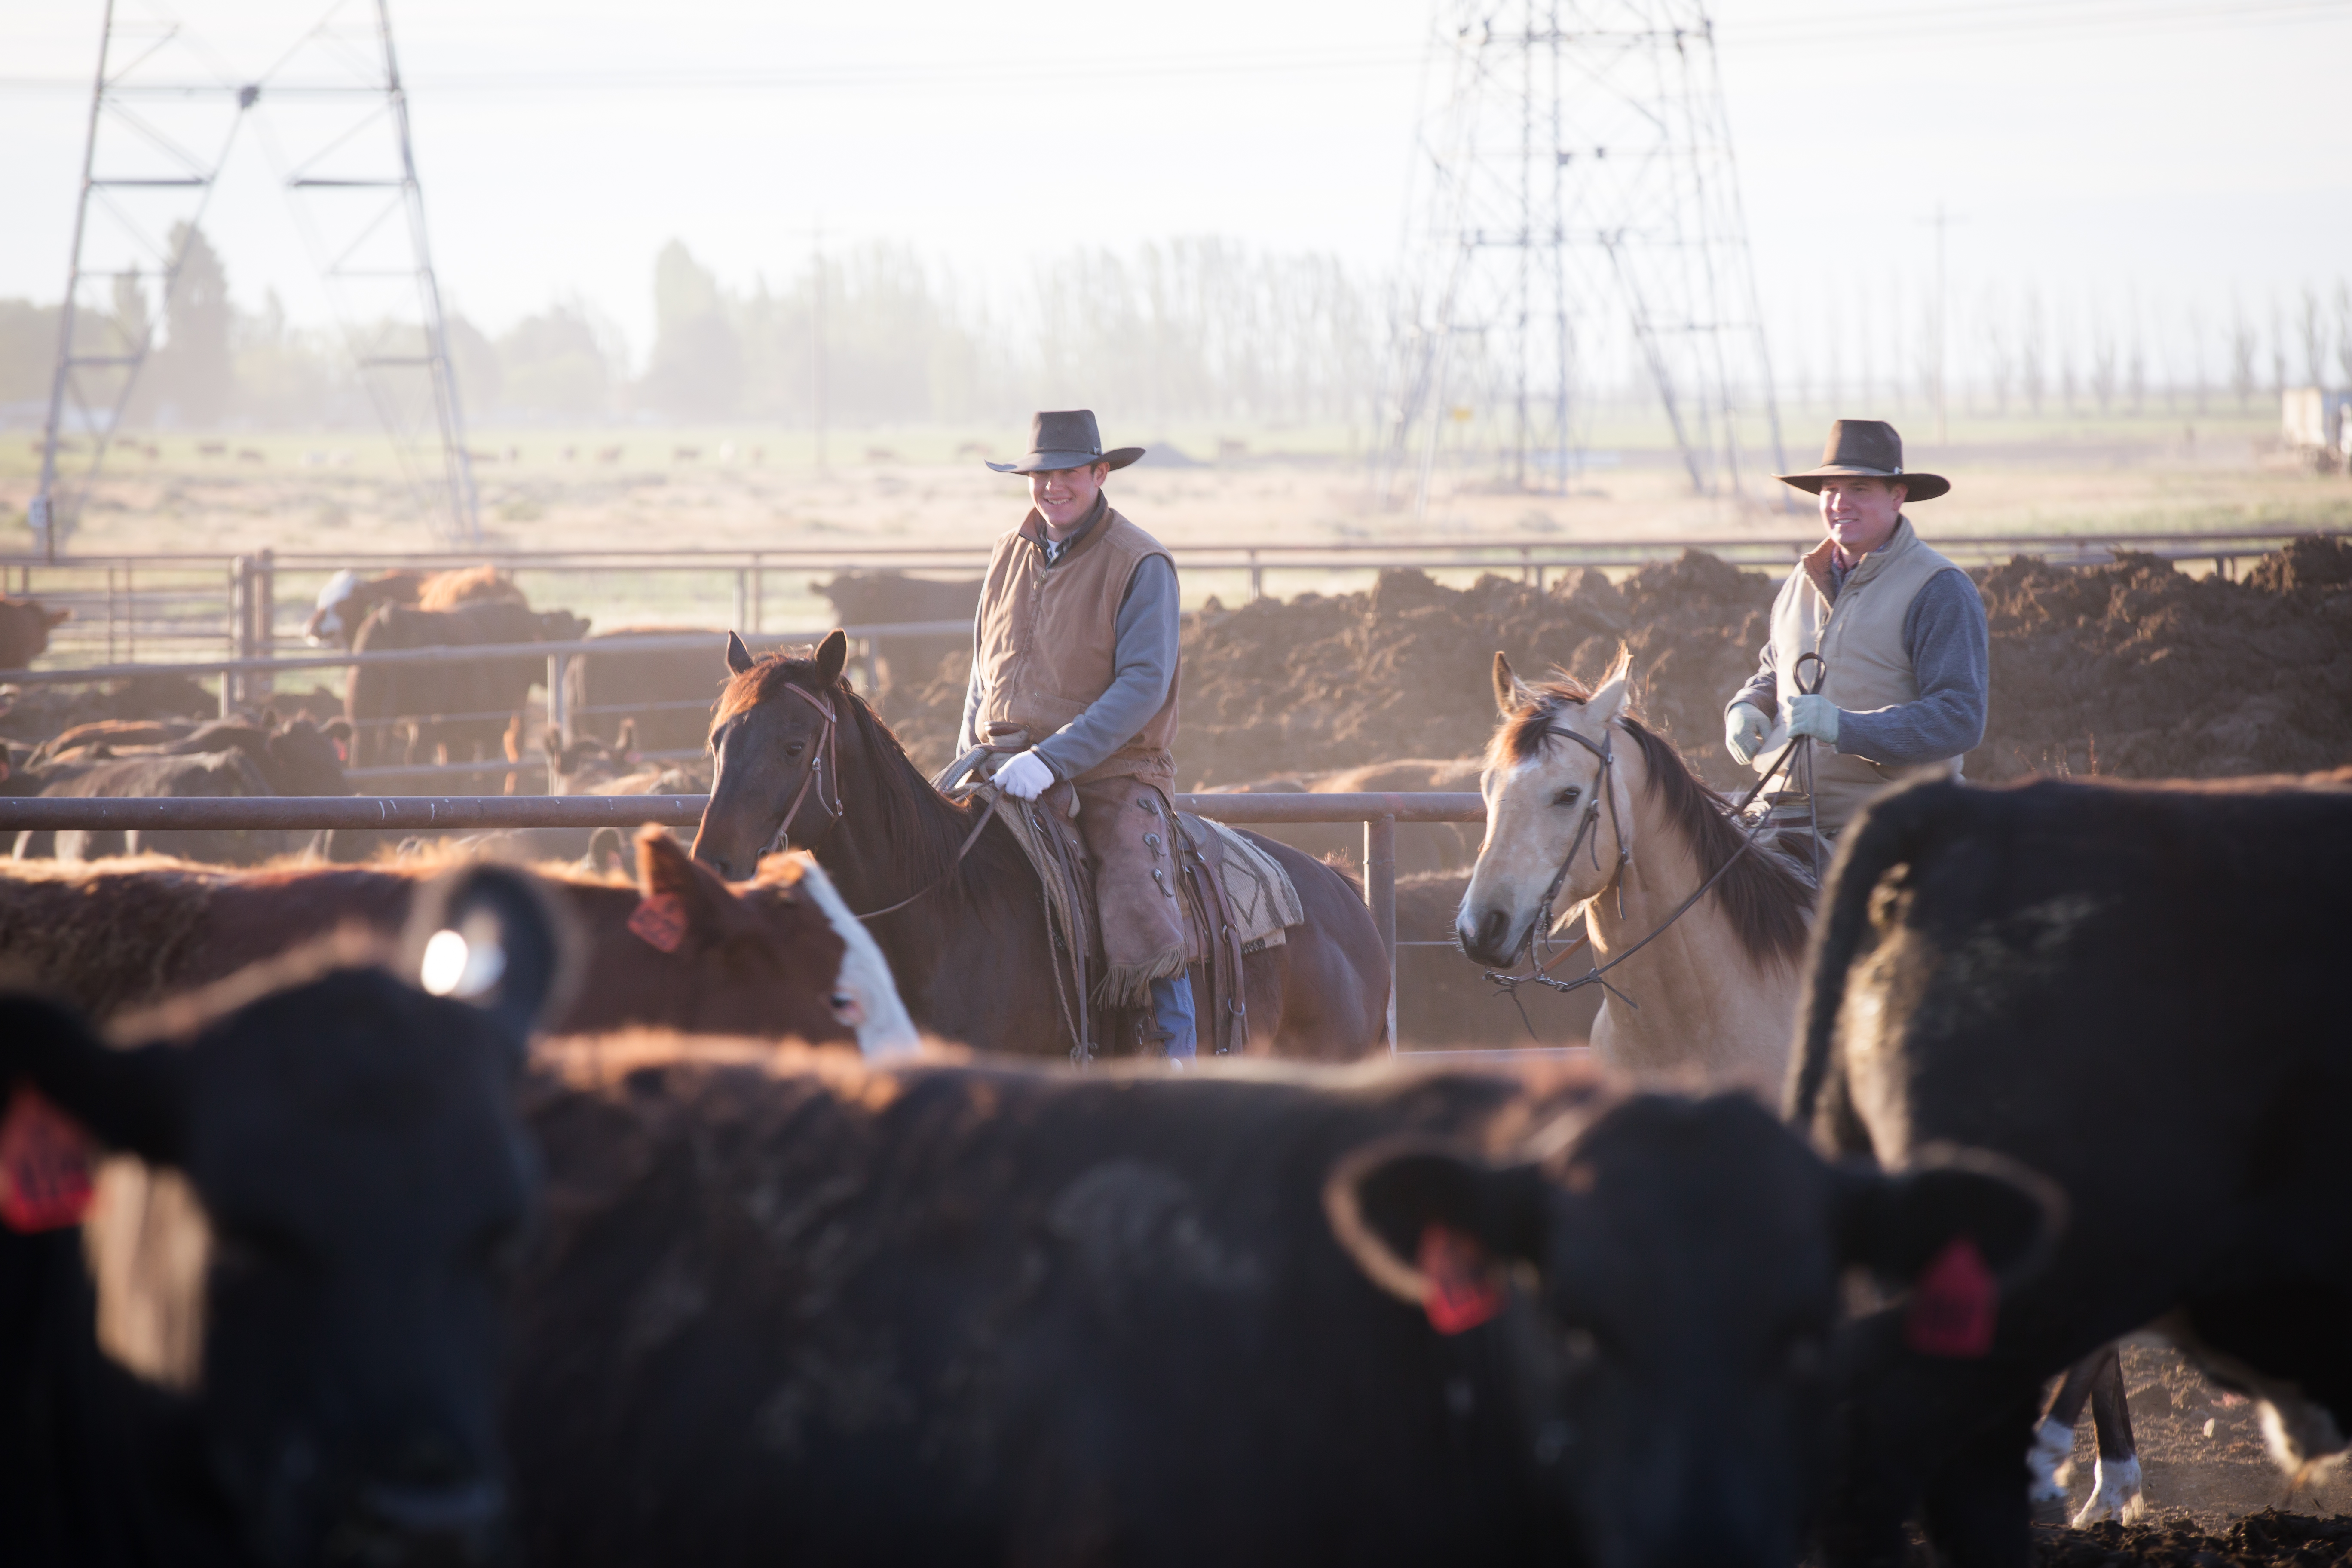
691, 630, 1390, 1060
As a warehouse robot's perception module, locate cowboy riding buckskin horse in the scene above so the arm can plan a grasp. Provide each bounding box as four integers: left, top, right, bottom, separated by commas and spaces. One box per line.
689, 410, 1392, 1063
1723, 418, 1989, 864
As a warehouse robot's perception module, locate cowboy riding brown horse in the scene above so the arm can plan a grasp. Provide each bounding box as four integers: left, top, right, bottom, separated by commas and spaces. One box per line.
691, 631, 1391, 1060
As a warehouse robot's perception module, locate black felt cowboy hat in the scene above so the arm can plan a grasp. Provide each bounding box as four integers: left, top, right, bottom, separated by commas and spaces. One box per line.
984, 410, 1145, 475
1776, 419, 1949, 502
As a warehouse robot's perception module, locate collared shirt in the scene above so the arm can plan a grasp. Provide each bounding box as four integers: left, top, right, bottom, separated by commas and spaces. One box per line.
1035, 493, 1107, 567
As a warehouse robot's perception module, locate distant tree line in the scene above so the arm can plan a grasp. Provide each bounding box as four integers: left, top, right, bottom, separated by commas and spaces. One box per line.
2, 221, 2343, 432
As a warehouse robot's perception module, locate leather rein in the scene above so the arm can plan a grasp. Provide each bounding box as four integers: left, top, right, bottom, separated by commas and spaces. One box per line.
1483, 711, 1808, 1011
755, 683, 996, 922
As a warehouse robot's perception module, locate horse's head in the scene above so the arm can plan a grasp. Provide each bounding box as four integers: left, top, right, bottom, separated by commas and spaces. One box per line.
694, 629, 851, 881
1458, 650, 1638, 968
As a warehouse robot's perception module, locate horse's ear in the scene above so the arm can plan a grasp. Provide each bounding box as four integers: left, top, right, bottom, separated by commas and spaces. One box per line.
1590, 645, 1634, 722
1492, 652, 1528, 717
725, 631, 756, 675
815, 629, 848, 686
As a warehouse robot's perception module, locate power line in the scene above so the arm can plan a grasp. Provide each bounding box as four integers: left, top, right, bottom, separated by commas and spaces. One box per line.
2, 0, 2343, 98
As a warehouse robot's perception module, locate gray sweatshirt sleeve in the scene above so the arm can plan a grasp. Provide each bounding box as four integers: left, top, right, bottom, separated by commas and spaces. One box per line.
960, 616, 985, 752
1833, 569, 1989, 767
1030, 554, 1180, 781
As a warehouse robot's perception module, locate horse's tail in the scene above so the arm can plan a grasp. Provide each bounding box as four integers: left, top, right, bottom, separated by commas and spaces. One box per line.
1785, 776, 1964, 1145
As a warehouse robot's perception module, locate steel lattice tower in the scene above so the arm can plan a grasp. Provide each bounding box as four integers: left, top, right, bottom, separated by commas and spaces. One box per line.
33, 0, 478, 556
1373, 0, 1786, 518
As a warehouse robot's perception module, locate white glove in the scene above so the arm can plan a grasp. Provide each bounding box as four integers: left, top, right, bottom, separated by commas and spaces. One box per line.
1725, 703, 1770, 766
995, 749, 1057, 800
1787, 693, 1841, 747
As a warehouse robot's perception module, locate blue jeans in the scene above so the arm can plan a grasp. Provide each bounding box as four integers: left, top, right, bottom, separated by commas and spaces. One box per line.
1152, 973, 1197, 1060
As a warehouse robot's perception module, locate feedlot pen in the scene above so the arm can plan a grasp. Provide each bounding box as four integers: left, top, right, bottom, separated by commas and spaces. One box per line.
0, 790, 1524, 1060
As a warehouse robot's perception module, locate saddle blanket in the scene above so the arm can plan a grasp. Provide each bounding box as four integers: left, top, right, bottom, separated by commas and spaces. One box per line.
978, 785, 1303, 966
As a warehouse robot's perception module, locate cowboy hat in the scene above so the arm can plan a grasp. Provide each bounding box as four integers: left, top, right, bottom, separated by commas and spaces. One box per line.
1776, 419, 1949, 502
984, 410, 1145, 475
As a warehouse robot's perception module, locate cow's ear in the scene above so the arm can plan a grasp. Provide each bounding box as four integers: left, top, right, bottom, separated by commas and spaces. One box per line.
0, 995, 188, 1169
726, 631, 756, 675
321, 718, 352, 743
1325, 1138, 1547, 1325
1837, 1144, 2064, 1291
815, 629, 848, 686
405, 864, 573, 1045
637, 829, 748, 945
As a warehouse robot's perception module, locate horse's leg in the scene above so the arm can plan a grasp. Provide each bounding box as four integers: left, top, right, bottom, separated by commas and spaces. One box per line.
2071, 1346, 2143, 1526
2029, 1350, 2103, 1507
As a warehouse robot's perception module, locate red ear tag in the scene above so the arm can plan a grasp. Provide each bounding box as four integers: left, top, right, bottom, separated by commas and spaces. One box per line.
1905, 1236, 1997, 1357
0, 1087, 96, 1234
627, 893, 688, 953
1419, 1224, 1505, 1335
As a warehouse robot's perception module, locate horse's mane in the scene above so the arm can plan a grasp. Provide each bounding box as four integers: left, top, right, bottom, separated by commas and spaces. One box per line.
1493, 676, 1813, 968
714, 652, 979, 895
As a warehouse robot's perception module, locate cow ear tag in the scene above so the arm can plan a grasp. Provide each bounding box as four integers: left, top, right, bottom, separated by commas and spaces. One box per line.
1905, 1236, 1997, 1357
627, 893, 688, 953
1419, 1224, 1505, 1335
0, 1086, 96, 1234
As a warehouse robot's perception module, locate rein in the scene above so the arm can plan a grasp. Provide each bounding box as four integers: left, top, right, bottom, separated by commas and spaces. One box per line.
753, 682, 995, 923
1483, 712, 1810, 1012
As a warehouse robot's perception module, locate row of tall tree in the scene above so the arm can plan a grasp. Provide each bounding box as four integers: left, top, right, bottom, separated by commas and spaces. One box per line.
3, 222, 2348, 431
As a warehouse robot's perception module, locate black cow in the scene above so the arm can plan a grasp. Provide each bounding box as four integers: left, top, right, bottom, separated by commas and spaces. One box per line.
810, 570, 979, 697
507, 1046, 2047, 1568
1789, 770, 2352, 1568
21, 716, 355, 865
558, 628, 729, 753
0, 863, 562, 1568
347, 602, 590, 772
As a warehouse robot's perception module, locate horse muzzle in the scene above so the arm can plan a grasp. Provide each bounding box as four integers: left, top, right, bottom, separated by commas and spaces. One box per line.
1458, 904, 1528, 968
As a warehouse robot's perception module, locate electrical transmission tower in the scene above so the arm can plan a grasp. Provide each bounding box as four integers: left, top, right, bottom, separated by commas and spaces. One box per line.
1372, 0, 1787, 519
33, 0, 479, 557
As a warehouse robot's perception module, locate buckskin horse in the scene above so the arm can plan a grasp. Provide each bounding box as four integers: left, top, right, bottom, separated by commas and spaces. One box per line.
691, 631, 1390, 1060
1457, 650, 1816, 1092
1458, 649, 2147, 1525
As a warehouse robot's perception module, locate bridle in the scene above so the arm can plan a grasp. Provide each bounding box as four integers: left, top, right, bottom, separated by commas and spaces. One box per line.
744, 681, 996, 922
754, 683, 842, 853
1483, 680, 1818, 1014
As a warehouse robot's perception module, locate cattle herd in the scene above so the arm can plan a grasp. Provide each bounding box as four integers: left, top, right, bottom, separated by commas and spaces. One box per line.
0, 562, 2347, 1568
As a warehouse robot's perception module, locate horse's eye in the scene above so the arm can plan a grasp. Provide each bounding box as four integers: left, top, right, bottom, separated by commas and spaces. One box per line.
784, 741, 806, 758
1554, 786, 1581, 806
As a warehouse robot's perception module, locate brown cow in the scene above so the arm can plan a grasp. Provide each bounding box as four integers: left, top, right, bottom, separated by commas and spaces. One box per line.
304, 565, 527, 649
0, 829, 858, 1044
0, 596, 72, 668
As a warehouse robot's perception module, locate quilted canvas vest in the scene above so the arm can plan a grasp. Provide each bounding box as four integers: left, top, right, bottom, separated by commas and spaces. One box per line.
1760, 516, 1965, 830
973, 505, 1180, 790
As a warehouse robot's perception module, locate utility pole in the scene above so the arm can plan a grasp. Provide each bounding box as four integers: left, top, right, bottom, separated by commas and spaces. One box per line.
34, 0, 479, 553
810, 227, 827, 472
1373, 0, 1786, 517
1933, 202, 1948, 443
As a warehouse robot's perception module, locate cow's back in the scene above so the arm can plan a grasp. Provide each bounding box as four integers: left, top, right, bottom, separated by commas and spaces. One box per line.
508, 1047, 1589, 1565
1799, 773, 2352, 1310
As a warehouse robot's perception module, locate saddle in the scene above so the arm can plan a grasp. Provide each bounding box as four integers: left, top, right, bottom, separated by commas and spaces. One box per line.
945, 758, 1302, 1061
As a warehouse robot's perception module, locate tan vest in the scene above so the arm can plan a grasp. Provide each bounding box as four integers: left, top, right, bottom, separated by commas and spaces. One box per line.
974, 505, 1180, 790
1759, 516, 1964, 830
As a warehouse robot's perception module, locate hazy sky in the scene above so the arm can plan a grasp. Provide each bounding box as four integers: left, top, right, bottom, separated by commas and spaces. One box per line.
3, 0, 2347, 383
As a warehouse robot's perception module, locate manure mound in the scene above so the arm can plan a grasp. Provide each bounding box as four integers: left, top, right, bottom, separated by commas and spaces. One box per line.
877, 536, 2352, 790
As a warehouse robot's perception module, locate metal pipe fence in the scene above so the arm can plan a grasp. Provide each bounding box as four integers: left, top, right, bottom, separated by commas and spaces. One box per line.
4, 525, 2336, 673
0, 790, 1488, 1055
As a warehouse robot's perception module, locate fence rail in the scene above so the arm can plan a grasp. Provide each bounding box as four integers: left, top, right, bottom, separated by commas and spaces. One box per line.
0, 790, 1488, 1053
5, 525, 2337, 677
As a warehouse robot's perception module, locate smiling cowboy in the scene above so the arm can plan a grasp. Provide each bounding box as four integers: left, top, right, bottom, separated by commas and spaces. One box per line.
962, 410, 1195, 1060
1724, 419, 1989, 847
